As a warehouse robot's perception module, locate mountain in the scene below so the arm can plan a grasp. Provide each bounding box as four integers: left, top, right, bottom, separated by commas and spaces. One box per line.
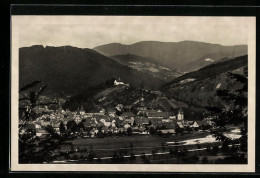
64, 80, 205, 121
161, 55, 248, 108
19, 45, 165, 94
93, 41, 247, 72
110, 54, 181, 82
63, 83, 157, 112
161, 55, 247, 89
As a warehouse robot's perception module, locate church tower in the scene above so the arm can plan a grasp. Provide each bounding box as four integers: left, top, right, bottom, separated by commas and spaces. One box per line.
177, 108, 184, 121
80, 104, 85, 115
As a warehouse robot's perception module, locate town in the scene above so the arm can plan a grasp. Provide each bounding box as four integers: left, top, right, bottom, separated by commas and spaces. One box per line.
18, 76, 246, 164
20, 83, 215, 140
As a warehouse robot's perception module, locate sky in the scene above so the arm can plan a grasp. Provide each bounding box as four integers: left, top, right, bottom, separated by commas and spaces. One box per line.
12, 16, 253, 48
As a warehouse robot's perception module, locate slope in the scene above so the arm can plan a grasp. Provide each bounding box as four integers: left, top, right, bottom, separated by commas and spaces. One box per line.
93, 41, 247, 72
19, 45, 165, 95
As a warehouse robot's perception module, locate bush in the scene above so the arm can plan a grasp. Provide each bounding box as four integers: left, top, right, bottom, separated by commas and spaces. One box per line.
72, 154, 78, 160
201, 156, 209, 164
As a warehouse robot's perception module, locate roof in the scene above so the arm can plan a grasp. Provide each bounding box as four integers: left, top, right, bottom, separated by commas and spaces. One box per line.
83, 119, 97, 127
23, 124, 36, 130
52, 123, 60, 128
190, 121, 199, 128
216, 83, 222, 89
165, 122, 177, 129
92, 115, 110, 121
124, 105, 132, 109
107, 108, 116, 112
160, 129, 175, 134
147, 112, 169, 118
197, 120, 209, 126
139, 127, 146, 132
120, 112, 135, 117
37, 129, 48, 133
135, 117, 149, 124
177, 122, 184, 128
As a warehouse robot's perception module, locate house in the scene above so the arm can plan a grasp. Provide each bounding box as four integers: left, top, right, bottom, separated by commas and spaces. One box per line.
101, 126, 109, 133
89, 128, 98, 137
124, 105, 132, 111
21, 123, 36, 135
114, 79, 125, 85
92, 114, 109, 123
118, 120, 127, 128
35, 123, 41, 130
100, 118, 111, 127
132, 126, 140, 134
190, 121, 199, 128
135, 117, 149, 126
116, 104, 124, 112
169, 115, 177, 120
216, 83, 222, 89
113, 127, 119, 133
84, 112, 104, 117
74, 115, 82, 124
149, 119, 162, 126
125, 118, 135, 126
52, 123, 60, 132
36, 129, 50, 137
118, 127, 126, 132
162, 118, 170, 123
147, 112, 169, 119
100, 109, 106, 114
176, 122, 184, 129
139, 127, 149, 134
98, 97, 107, 103
107, 108, 116, 118
160, 129, 175, 134
124, 123, 131, 129
165, 121, 177, 129
120, 112, 135, 119
83, 119, 97, 128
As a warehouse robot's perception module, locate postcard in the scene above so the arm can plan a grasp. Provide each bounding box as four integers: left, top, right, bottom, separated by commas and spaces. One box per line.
11, 16, 256, 172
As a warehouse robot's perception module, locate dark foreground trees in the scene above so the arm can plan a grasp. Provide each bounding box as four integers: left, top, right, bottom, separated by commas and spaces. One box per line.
206, 68, 248, 162
19, 81, 68, 163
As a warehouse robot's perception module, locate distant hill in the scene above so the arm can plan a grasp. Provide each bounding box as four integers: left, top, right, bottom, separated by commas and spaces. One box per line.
93, 41, 247, 72
161, 55, 247, 89
111, 54, 181, 82
19, 45, 165, 94
161, 55, 248, 108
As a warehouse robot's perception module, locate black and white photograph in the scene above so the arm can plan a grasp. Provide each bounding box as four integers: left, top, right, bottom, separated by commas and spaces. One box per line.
11, 16, 256, 172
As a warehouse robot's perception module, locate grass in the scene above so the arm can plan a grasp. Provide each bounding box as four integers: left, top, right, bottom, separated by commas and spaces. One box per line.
59, 132, 209, 158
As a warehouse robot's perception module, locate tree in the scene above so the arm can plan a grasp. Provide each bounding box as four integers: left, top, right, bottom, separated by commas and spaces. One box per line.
130, 142, 134, 151
202, 156, 209, 164
66, 120, 77, 134
130, 153, 136, 160
133, 121, 137, 127
87, 150, 96, 161
149, 126, 156, 135
127, 127, 133, 136
60, 121, 66, 135
207, 70, 248, 155
152, 149, 158, 159
19, 81, 60, 163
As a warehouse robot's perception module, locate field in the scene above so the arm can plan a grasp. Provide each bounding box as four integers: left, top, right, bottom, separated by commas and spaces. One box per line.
51, 129, 247, 164
56, 132, 214, 161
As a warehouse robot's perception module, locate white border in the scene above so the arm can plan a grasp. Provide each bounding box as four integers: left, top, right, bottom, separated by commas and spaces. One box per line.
11, 16, 256, 172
